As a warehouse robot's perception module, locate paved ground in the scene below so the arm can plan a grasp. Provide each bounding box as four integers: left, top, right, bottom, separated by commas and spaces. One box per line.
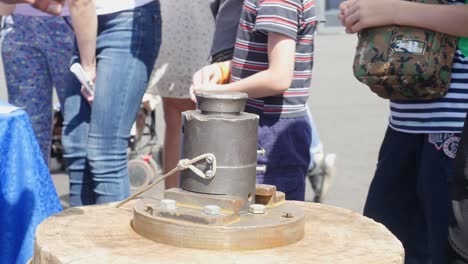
0, 33, 389, 213
309, 33, 389, 212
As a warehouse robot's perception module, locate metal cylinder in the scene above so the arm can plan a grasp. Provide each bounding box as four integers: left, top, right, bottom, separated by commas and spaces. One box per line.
180, 91, 259, 211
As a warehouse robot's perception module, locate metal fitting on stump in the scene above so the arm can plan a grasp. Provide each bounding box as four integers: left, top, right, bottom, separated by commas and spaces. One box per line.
180, 91, 259, 212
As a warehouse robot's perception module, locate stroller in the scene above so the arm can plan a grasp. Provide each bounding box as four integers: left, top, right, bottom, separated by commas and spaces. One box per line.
50, 93, 164, 193
127, 93, 163, 192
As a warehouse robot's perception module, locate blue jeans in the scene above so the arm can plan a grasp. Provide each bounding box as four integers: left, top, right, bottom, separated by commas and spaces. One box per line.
365, 127, 458, 264
256, 115, 311, 200
62, 2, 161, 206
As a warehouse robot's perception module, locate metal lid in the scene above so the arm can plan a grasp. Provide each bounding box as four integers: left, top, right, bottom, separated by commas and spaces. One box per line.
195, 91, 248, 114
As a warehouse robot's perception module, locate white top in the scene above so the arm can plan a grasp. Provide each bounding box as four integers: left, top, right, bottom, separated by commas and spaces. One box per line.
13, 0, 153, 16
95, 0, 153, 15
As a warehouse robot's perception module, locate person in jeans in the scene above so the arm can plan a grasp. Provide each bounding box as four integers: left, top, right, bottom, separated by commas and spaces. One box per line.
62, 0, 161, 206
340, 0, 468, 263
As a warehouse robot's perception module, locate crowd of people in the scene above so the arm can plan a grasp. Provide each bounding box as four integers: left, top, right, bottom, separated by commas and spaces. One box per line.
1, 0, 468, 263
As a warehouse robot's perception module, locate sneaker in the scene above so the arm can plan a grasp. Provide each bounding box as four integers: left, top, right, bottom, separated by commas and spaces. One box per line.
308, 153, 336, 203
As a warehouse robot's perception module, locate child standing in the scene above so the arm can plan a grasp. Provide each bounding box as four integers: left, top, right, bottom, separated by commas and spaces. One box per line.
193, 0, 317, 201
340, 0, 468, 263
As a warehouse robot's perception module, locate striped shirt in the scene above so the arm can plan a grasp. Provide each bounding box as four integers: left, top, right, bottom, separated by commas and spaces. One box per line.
389, 0, 468, 133
231, 0, 316, 117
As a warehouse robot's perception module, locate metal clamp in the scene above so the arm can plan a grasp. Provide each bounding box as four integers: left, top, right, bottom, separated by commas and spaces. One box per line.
116, 153, 217, 208
177, 153, 217, 180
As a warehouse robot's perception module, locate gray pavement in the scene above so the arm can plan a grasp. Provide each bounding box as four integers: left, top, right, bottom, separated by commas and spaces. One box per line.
0, 33, 389, 213
309, 33, 389, 212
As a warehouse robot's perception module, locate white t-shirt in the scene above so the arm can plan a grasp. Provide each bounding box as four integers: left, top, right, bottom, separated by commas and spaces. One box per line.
95, 0, 153, 15
13, 0, 153, 16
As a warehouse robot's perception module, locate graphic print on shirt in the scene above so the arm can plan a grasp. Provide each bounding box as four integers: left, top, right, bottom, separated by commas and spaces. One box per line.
428, 133, 460, 158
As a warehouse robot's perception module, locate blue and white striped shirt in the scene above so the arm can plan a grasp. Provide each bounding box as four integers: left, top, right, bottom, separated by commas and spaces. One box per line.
389, 0, 468, 134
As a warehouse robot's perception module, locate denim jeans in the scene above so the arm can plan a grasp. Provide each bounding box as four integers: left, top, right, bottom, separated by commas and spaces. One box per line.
62, 2, 161, 206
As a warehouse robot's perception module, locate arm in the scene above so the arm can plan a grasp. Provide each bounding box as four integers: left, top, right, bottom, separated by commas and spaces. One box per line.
69, 0, 97, 81
69, 0, 96, 102
0, 3, 15, 15
340, 0, 468, 36
201, 32, 296, 99
1, 0, 63, 15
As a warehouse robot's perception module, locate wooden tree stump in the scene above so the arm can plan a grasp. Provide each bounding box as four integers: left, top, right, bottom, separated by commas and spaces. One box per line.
32, 201, 404, 264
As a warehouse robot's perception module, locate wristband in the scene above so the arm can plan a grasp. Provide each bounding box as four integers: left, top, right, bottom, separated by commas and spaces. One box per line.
217, 61, 231, 84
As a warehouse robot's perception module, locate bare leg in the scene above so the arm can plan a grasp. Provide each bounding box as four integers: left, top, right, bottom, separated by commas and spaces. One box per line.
162, 97, 196, 189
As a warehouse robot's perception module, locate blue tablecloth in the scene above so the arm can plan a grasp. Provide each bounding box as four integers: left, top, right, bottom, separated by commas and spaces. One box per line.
0, 101, 62, 264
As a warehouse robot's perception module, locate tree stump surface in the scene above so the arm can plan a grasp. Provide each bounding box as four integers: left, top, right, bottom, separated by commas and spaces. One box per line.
32, 201, 404, 264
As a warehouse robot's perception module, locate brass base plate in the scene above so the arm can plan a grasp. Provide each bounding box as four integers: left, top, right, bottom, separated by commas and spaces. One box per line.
132, 197, 305, 250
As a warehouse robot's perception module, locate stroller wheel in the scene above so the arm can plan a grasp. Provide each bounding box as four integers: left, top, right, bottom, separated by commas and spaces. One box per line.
128, 157, 156, 192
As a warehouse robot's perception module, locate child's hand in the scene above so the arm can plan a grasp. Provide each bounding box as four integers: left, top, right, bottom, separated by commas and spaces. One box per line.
339, 0, 400, 33
190, 64, 223, 102
190, 83, 226, 102
192, 64, 223, 86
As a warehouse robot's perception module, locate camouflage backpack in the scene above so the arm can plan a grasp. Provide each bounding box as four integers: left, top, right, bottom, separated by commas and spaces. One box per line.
353, 0, 458, 100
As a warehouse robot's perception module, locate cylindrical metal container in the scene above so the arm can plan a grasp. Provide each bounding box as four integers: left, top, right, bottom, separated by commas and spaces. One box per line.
180, 91, 259, 211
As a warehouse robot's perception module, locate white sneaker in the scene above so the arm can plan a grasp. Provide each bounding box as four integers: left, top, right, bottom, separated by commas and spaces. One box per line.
308, 153, 336, 203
